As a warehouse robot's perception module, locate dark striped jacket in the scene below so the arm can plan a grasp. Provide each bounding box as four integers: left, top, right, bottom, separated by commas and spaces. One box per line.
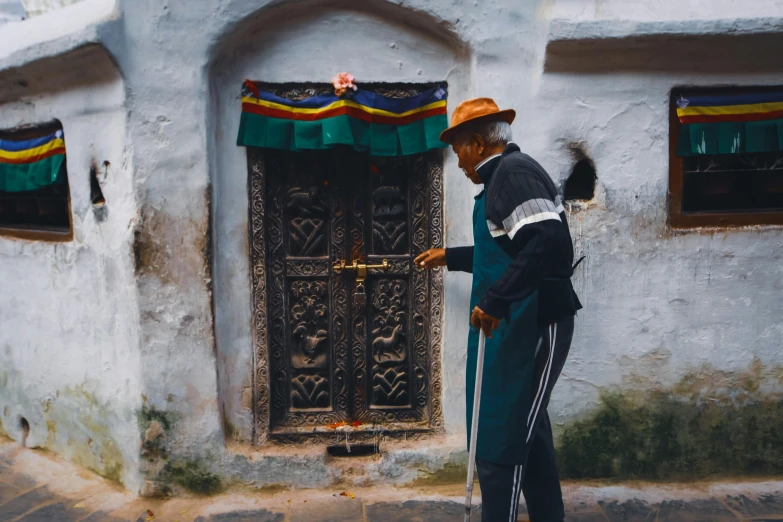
445, 143, 582, 326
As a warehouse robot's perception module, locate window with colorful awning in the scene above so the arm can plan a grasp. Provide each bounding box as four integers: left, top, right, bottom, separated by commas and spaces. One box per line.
676, 92, 783, 156
0, 129, 67, 192
0, 123, 71, 238
236, 80, 449, 157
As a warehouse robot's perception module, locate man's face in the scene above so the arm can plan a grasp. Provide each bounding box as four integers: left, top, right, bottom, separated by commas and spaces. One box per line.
451, 135, 485, 185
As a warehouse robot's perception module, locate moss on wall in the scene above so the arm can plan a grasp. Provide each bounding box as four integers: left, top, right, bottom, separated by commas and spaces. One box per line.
57, 385, 126, 485
558, 360, 783, 481
137, 402, 222, 496
411, 462, 469, 486
138, 403, 178, 433
163, 459, 223, 495
2, 383, 130, 486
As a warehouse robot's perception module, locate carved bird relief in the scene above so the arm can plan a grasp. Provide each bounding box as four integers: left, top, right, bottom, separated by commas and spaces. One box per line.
293, 324, 328, 364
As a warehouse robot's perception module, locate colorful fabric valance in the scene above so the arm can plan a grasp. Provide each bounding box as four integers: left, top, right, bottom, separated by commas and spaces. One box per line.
676, 93, 783, 156
0, 130, 66, 192
237, 83, 449, 156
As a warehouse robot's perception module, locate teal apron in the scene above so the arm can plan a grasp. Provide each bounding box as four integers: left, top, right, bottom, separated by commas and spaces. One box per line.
466, 192, 540, 465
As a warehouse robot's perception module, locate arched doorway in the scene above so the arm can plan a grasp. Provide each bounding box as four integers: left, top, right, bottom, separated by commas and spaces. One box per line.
208, 1, 469, 446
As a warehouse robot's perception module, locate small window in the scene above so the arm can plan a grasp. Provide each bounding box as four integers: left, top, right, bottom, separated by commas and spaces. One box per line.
0, 120, 72, 240
669, 87, 783, 227
564, 159, 596, 201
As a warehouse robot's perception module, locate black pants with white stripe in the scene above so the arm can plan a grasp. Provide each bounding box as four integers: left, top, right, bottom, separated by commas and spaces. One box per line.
477, 316, 575, 522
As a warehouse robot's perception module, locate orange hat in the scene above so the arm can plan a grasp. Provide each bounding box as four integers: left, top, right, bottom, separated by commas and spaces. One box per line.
439, 97, 516, 144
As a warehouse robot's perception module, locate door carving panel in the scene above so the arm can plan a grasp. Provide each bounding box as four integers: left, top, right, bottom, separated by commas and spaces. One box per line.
247, 84, 444, 444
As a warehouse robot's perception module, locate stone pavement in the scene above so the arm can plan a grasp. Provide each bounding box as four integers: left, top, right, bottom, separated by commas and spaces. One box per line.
3, 440, 783, 521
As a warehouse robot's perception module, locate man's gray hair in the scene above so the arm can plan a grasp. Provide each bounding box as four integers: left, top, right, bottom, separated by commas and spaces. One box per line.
455, 120, 513, 148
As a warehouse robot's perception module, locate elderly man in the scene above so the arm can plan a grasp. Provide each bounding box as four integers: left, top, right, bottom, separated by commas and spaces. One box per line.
415, 98, 582, 522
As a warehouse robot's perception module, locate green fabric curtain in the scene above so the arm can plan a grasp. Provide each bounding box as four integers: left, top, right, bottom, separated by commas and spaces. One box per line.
237, 112, 448, 157
0, 155, 65, 192
677, 119, 783, 156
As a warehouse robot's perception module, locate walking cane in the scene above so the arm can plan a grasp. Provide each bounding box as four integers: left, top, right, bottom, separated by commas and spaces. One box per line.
464, 329, 487, 522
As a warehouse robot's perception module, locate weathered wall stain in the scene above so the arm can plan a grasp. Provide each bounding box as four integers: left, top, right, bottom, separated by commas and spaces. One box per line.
45, 419, 57, 447
203, 184, 217, 358
558, 360, 783, 481
133, 209, 210, 287
20, 0, 87, 17
566, 142, 595, 172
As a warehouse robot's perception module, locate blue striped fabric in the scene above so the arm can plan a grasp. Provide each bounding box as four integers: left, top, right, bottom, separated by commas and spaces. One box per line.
252, 84, 448, 113
683, 92, 783, 107
0, 130, 62, 152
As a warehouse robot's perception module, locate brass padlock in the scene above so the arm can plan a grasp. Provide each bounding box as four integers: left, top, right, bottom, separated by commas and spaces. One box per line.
352, 283, 367, 307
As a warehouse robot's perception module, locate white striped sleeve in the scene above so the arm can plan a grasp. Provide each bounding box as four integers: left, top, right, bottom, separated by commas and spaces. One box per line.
496, 195, 564, 240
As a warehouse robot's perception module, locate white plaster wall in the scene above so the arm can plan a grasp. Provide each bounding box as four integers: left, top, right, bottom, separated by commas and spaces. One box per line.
550, 0, 783, 21
0, 0, 24, 22
522, 59, 783, 429
0, 48, 143, 490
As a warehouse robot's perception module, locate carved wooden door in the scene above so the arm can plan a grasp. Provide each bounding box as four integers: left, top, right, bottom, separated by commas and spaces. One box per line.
249, 145, 444, 442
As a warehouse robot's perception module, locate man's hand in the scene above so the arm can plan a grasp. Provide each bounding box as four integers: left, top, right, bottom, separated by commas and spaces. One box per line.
414, 248, 446, 269
471, 306, 500, 338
